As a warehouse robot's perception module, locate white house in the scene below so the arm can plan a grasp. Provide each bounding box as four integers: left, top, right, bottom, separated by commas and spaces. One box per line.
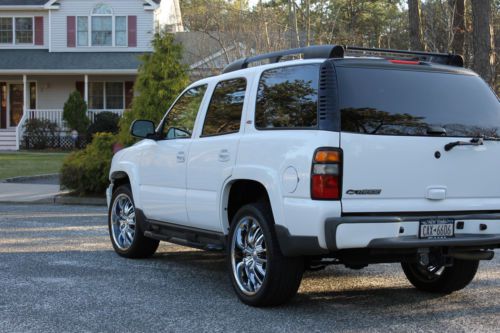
0, 0, 182, 150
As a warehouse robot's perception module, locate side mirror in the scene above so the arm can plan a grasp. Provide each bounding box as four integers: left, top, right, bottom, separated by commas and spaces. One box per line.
130, 120, 156, 139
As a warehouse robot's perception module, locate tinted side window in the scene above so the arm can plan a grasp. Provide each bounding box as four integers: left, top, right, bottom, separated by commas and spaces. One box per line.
255, 64, 320, 129
202, 78, 246, 136
162, 85, 207, 139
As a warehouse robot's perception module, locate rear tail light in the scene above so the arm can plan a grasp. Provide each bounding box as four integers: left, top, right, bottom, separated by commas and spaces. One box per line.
311, 148, 342, 200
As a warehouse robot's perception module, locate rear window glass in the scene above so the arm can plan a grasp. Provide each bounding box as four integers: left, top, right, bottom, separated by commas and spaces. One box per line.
255, 64, 319, 129
337, 67, 500, 138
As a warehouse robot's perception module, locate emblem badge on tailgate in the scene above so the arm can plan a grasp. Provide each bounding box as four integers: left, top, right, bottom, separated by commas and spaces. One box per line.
346, 189, 382, 195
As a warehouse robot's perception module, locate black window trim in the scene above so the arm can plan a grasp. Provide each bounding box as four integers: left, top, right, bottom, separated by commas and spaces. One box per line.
199, 77, 247, 138
254, 63, 321, 131
159, 83, 208, 140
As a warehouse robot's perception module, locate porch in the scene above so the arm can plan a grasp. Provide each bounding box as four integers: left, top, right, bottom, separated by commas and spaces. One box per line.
0, 73, 135, 150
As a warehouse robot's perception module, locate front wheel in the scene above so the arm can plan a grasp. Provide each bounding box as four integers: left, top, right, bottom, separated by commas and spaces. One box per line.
401, 259, 479, 294
108, 185, 159, 258
228, 202, 304, 307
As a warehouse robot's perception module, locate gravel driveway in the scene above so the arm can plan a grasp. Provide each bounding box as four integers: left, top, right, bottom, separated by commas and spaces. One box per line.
0, 203, 499, 332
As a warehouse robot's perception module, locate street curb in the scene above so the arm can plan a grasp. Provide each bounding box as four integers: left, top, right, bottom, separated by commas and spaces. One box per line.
2, 173, 60, 183
53, 195, 107, 206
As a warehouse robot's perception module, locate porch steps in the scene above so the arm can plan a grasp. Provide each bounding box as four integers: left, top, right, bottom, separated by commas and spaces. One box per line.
0, 129, 17, 151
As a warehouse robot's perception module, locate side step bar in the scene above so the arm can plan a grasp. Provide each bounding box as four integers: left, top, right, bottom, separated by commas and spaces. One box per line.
144, 219, 226, 251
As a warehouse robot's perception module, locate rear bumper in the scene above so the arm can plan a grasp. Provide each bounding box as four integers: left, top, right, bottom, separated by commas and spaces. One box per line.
325, 213, 500, 251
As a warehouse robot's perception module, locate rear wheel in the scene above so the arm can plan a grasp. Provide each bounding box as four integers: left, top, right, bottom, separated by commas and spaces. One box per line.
228, 202, 304, 307
108, 185, 159, 258
401, 259, 479, 293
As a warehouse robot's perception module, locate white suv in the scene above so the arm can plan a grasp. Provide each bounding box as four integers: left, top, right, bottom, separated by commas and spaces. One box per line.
107, 45, 500, 306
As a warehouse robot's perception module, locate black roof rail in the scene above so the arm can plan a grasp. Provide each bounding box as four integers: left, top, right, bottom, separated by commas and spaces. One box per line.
222, 45, 345, 74
344, 46, 464, 67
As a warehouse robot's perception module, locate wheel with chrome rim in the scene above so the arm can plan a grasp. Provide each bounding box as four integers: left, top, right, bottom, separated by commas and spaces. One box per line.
108, 184, 159, 258
401, 258, 479, 294
228, 202, 304, 306
231, 216, 268, 295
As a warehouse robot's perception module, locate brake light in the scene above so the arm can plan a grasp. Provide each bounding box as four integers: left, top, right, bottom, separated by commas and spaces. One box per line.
389, 59, 420, 65
311, 148, 342, 200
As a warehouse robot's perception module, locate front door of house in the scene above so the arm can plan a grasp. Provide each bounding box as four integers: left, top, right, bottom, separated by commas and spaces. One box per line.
0, 83, 6, 129
9, 84, 23, 127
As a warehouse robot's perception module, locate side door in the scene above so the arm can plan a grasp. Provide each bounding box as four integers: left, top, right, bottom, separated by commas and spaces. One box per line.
138, 85, 208, 224
186, 78, 248, 231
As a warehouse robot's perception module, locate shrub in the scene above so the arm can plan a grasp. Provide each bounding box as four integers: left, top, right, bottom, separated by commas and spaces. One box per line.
118, 31, 189, 145
87, 112, 120, 136
60, 132, 117, 195
23, 118, 59, 149
63, 91, 90, 134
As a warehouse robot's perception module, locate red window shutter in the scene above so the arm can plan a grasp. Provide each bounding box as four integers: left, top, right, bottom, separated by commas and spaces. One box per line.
128, 16, 137, 47
67, 16, 76, 47
76, 81, 84, 98
34, 17, 44, 46
125, 81, 134, 109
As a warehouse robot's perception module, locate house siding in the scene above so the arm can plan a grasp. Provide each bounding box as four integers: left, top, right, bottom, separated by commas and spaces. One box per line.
0, 11, 49, 49
50, 0, 154, 52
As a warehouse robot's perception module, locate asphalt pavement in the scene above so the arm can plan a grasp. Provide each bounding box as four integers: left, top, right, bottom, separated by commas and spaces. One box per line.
1, 203, 499, 333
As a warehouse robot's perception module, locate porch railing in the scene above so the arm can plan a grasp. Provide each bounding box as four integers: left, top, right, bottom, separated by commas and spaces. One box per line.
25, 109, 126, 132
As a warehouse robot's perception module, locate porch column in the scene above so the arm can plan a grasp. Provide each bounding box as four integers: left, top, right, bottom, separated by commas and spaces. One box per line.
23, 75, 27, 112
84, 74, 89, 105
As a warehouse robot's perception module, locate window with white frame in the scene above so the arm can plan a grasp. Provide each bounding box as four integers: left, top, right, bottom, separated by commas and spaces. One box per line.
89, 82, 124, 110
0, 17, 33, 44
15, 17, 33, 44
0, 18, 13, 44
77, 4, 129, 47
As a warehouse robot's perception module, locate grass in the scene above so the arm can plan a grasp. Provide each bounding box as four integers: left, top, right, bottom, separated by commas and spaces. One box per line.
0, 151, 68, 180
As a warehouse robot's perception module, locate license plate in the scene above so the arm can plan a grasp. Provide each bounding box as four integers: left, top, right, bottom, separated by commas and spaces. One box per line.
419, 218, 455, 239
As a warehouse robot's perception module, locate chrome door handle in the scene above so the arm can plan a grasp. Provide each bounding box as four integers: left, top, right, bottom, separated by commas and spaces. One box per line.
176, 151, 185, 163
218, 149, 230, 162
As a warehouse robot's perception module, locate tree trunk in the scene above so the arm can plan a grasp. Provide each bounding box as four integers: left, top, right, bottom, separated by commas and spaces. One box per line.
450, 0, 466, 55
408, 0, 425, 50
471, 0, 495, 86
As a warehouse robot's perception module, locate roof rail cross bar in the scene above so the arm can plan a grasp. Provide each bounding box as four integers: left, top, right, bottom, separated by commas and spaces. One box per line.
222, 45, 344, 74
345, 46, 464, 67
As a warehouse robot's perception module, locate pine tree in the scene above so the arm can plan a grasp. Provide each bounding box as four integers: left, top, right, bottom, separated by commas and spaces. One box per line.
118, 31, 189, 144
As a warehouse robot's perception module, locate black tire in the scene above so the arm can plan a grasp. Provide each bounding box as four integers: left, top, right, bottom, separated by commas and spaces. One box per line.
227, 202, 304, 307
108, 184, 159, 259
401, 259, 479, 294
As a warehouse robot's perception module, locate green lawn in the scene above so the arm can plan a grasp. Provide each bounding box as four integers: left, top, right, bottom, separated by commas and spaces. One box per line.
0, 152, 68, 180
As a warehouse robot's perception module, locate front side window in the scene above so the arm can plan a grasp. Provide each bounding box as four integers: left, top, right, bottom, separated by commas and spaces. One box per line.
92, 3, 113, 15
92, 16, 112, 46
89, 82, 104, 109
77, 17, 89, 46
0, 18, 13, 44
202, 78, 246, 136
105, 82, 124, 109
15, 17, 33, 44
161, 85, 207, 139
338, 67, 500, 137
255, 64, 319, 129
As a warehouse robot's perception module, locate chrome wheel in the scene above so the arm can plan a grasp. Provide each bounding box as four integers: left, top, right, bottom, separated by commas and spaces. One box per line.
231, 216, 268, 296
111, 193, 136, 250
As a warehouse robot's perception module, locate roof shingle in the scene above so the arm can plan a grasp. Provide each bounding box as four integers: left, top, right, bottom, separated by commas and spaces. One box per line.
0, 0, 48, 5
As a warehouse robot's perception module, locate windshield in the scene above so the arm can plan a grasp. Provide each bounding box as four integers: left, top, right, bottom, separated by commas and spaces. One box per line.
337, 67, 500, 138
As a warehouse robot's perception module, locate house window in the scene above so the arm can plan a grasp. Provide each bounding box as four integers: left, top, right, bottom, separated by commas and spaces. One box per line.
89, 82, 124, 110
0, 18, 13, 44
92, 3, 113, 15
77, 17, 89, 46
89, 82, 104, 109
30, 82, 37, 110
15, 17, 33, 44
106, 83, 124, 109
115, 16, 127, 46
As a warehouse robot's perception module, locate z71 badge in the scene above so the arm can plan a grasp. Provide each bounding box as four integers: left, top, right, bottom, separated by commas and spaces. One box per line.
346, 189, 382, 195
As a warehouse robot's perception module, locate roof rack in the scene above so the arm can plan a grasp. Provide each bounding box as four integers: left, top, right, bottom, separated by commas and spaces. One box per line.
344, 46, 464, 67
222, 45, 464, 74
222, 45, 344, 74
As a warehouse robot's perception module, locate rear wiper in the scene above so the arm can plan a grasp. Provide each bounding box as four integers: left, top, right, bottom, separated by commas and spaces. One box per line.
444, 137, 483, 152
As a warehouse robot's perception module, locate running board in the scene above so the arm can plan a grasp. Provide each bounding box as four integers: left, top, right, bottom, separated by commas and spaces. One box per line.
144, 219, 226, 251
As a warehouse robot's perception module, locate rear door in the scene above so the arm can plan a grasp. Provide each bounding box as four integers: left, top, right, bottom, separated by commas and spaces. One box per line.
186, 77, 248, 231
338, 65, 500, 213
